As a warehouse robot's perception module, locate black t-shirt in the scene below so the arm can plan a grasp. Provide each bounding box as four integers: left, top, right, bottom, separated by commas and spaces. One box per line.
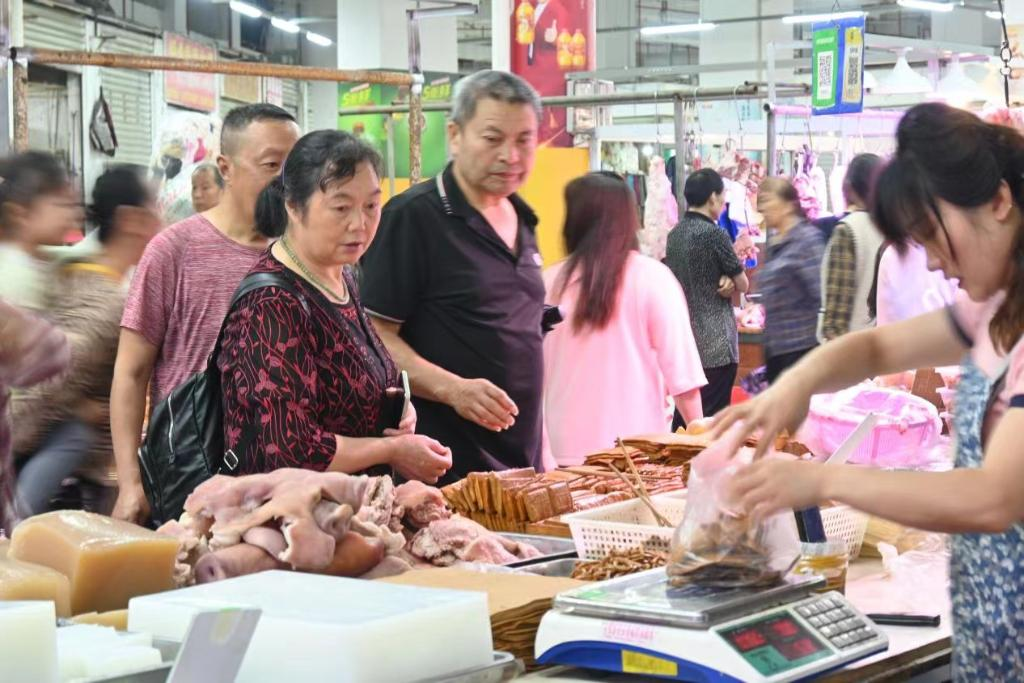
360, 163, 545, 481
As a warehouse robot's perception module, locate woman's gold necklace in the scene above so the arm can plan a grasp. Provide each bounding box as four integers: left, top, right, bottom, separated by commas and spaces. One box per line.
279, 235, 350, 304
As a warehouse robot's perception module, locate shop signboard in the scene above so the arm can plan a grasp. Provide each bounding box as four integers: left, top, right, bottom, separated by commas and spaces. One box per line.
510, 0, 596, 147
810, 16, 865, 116
164, 33, 217, 112
222, 74, 261, 104
337, 73, 457, 179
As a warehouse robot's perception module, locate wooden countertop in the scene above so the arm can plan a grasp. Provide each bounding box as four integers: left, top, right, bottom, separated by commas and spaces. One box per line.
520, 558, 952, 682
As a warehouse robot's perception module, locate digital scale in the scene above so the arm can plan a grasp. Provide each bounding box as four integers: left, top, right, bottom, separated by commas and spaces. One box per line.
535, 568, 888, 682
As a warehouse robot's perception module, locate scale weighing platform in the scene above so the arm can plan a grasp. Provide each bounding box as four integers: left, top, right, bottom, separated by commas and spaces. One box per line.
535, 568, 888, 682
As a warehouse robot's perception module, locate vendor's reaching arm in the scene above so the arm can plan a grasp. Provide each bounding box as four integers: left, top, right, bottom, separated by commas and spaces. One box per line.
369, 317, 517, 433
730, 408, 1024, 534
712, 308, 966, 458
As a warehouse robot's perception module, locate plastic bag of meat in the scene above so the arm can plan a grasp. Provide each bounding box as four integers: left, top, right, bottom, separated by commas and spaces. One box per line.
667, 425, 800, 589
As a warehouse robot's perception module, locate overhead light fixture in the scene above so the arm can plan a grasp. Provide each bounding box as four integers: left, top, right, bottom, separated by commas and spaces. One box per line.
986, 10, 1004, 20
228, 1, 262, 19
270, 16, 301, 33
640, 22, 717, 36
781, 11, 866, 24
306, 31, 333, 47
864, 70, 879, 91
876, 48, 933, 94
896, 0, 955, 12
409, 5, 478, 19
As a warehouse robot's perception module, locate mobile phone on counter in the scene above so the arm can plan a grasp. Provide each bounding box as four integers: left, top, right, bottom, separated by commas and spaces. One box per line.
384, 370, 411, 430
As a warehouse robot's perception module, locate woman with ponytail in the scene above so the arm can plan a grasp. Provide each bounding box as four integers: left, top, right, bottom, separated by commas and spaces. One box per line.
710, 103, 1024, 679
218, 130, 452, 483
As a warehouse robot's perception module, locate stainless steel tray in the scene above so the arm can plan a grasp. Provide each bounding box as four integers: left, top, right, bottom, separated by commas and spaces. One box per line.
519, 557, 579, 578
421, 652, 524, 683
498, 532, 577, 568
86, 642, 521, 683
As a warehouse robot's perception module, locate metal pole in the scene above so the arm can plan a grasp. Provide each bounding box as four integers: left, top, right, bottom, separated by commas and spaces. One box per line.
673, 95, 686, 212
338, 85, 810, 116
17, 48, 415, 85
12, 56, 25, 151
0, 0, 12, 155
766, 104, 778, 177
408, 74, 424, 185
385, 115, 396, 198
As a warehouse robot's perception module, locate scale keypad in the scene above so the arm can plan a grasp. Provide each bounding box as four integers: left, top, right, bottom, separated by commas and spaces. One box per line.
796, 598, 877, 650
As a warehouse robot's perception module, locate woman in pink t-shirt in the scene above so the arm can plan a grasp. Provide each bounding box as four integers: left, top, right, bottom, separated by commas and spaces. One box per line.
543, 172, 706, 466
714, 103, 1024, 679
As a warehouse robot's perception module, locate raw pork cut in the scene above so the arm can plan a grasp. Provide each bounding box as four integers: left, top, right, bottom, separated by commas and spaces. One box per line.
394, 481, 451, 528
408, 516, 542, 567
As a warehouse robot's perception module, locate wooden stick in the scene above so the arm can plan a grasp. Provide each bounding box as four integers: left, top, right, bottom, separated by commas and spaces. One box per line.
608, 461, 673, 528
617, 438, 673, 527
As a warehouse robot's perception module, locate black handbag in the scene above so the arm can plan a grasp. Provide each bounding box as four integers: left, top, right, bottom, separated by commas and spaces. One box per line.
138, 272, 308, 526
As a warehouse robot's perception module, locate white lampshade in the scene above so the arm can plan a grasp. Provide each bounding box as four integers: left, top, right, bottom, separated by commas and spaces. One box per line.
931, 55, 984, 104
876, 50, 933, 95
864, 70, 879, 91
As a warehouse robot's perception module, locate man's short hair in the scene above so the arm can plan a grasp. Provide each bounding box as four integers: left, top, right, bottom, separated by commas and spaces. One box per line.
450, 70, 541, 127
191, 163, 224, 188
220, 103, 296, 157
684, 168, 725, 209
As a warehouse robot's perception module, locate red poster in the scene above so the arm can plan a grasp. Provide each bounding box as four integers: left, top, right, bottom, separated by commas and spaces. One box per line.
164, 33, 217, 112
510, 0, 594, 147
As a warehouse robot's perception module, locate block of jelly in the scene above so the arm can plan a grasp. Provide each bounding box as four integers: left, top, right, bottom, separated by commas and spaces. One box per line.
70, 609, 130, 630
10, 510, 179, 615
0, 601, 58, 683
0, 552, 72, 617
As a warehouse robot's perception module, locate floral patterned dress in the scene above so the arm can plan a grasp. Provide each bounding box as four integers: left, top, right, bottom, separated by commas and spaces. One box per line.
948, 357, 1024, 679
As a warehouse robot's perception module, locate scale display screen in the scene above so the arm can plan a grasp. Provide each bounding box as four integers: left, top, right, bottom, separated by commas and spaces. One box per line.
719, 612, 830, 676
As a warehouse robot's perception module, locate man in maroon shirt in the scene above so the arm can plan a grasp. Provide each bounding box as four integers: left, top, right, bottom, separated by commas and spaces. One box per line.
109, 104, 300, 524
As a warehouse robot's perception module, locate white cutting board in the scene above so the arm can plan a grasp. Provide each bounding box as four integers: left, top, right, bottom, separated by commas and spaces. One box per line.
128, 571, 493, 683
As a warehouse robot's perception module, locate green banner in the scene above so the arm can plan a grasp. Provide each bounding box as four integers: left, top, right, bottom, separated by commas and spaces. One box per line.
338, 73, 457, 179
811, 28, 840, 110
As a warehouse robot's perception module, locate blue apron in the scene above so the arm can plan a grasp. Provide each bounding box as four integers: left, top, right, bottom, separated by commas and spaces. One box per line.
948, 357, 1024, 679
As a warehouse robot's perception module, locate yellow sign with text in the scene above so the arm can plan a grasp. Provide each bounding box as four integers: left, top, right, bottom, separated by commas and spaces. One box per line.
622, 650, 679, 677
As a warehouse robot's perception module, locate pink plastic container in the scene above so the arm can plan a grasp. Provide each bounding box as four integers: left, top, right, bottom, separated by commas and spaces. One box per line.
800, 386, 942, 468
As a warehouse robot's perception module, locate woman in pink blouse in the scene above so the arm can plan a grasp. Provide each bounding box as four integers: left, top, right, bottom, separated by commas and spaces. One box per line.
543, 172, 706, 466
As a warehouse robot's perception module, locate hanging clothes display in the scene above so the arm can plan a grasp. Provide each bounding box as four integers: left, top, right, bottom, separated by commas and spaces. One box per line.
639, 156, 678, 260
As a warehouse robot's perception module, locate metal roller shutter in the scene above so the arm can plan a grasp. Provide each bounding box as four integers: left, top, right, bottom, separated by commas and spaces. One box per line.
23, 3, 87, 51
282, 79, 300, 122
97, 25, 154, 167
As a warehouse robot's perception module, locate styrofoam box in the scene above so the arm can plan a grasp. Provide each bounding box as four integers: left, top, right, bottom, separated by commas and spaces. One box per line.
128, 570, 493, 683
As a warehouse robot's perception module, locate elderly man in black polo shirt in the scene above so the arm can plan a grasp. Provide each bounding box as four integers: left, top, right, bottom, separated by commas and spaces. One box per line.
360, 70, 545, 482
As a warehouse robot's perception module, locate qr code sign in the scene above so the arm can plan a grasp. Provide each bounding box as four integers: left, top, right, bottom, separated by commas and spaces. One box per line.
816, 51, 834, 101
847, 52, 861, 90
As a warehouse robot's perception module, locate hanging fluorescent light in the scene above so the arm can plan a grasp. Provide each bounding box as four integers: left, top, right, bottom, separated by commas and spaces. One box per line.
876, 49, 933, 94
306, 31, 333, 47
986, 10, 1004, 20
640, 22, 717, 36
781, 11, 866, 24
896, 0, 955, 12
270, 17, 300, 34
228, 1, 262, 19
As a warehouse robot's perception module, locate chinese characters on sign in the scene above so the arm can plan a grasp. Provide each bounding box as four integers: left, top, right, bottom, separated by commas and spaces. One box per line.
164, 33, 217, 112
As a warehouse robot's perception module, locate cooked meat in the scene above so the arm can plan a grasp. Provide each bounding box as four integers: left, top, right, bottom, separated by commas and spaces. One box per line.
394, 481, 450, 529
194, 543, 287, 584
407, 516, 541, 566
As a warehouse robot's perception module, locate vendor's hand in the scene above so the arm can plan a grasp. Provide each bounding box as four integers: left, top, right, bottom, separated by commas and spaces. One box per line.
390, 434, 453, 484
111, 483, 151, 525
545, 21, 558, 44
710, 369, 814, 460
383, 401, 417, 437
717, 276, 736, 298
446, 377, 518, 432
728, 456, 829, 520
